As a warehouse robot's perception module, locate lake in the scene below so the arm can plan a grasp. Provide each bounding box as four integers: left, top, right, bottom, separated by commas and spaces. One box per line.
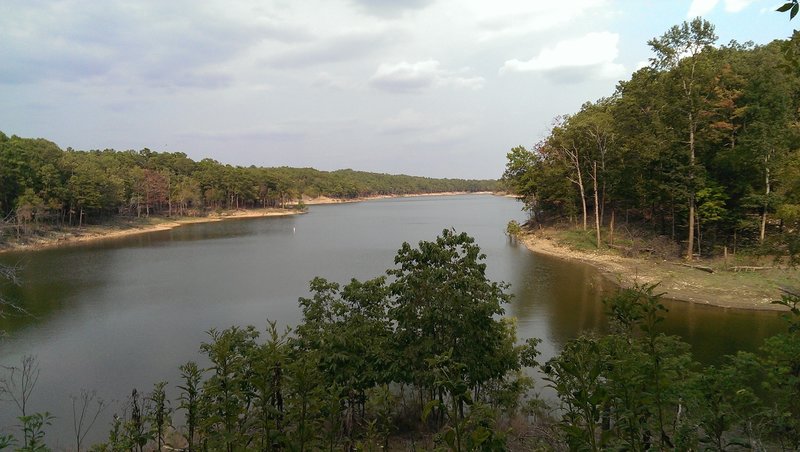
0, 194, 786, 446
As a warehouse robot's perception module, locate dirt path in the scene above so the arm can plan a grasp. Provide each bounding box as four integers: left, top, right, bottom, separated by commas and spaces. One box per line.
519, 231, 797, 311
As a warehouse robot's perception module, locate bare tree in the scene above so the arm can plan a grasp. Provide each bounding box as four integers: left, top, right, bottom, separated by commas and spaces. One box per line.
0, 262, 30, 341
72, 389, 106, 452
0, 355, 40, 418
591, 161, 602, 248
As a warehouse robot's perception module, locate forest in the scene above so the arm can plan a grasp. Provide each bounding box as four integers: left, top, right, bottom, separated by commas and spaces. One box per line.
0, 132, 496, 236
502, 20, 800, 262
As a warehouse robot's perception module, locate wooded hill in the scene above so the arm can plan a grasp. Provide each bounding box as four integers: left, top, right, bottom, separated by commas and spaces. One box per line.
0, 131, 497, 230
503, 21, 800, 262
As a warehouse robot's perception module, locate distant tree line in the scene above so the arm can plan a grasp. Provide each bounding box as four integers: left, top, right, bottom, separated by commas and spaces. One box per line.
503, 20, 800, 261
0, 132, 497, 233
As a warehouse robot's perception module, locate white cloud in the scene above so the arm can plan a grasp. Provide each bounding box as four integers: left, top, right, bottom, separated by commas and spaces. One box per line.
379, 108, 470, 144
499, 32, 624, 82
369, 60, 484, 93
349, 0, 434, 17
634, 60, 650, 71
687, 0, 758, 17
469, 0, 609, 41
723, 0, 758, 12
687, 0, 720, 17
262, 31, 392, 68
380, 108, 429, 133
312, 72, 358, 90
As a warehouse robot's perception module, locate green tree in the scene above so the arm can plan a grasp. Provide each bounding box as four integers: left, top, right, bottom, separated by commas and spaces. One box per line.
198, 326, 258, 452
147, 381, 171, 451
177, 361, 202, 452
649, 18, 719, 260
388, 229, 518, 400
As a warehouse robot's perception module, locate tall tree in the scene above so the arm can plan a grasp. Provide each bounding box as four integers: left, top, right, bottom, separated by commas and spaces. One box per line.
648, 18, 718, 260
387, 229, 517, 393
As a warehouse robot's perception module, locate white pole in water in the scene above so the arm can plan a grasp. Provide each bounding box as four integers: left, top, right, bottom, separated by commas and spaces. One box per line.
293, 227, 296, 234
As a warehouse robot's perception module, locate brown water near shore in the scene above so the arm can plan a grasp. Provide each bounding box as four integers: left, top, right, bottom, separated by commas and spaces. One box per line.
519, 229, 797, 311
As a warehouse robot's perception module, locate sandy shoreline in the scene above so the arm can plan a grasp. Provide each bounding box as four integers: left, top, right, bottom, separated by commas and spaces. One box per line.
2, 192, 793, 311
0, 208, 303, 254
0, 192, 491, 254
518, 231, 794, 311
298, 191, 494, 205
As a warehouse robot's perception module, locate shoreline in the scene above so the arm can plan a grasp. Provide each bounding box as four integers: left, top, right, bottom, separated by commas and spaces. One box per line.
518, 230, 794, 312
297, 191, 494, 205
0, 208, 303, 255
0, 192, 490, 254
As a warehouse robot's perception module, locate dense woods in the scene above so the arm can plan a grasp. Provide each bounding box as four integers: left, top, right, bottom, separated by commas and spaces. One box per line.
0, 132, 496, 237
503, 20, 800, 262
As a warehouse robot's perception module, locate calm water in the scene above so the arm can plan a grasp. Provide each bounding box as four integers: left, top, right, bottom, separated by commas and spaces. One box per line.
0, 195, 786, 445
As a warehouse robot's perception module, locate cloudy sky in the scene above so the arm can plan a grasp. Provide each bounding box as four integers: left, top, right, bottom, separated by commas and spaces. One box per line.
1, 1, 795, 179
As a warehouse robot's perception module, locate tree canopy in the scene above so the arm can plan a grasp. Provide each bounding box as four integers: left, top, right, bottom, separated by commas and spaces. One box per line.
503, 21, 800, 261
0, 134, 497, 237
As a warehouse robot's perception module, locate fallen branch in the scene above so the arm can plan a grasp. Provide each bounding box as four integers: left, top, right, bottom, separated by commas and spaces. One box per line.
730, 266, 774, 272
673, 262, 715, 273
779, 286, 800, 297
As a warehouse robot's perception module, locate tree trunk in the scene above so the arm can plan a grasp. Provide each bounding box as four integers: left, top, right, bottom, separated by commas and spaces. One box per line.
609, 209, 615, 246
578, 165, 587, 231
593, 162, 601, 248
167, 175, 172, 217
696, 211, 702, 256
760, 153, 771, 243
686, 116, 696, 261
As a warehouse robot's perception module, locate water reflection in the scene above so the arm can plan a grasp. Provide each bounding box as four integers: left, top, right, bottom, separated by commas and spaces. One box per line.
0, 195, 788, 443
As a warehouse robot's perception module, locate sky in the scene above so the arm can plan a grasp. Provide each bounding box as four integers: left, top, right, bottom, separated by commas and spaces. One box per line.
0, 1, 796, 179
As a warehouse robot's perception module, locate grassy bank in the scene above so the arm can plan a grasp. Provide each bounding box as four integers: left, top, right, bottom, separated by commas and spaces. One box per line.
518, 226, 800, 311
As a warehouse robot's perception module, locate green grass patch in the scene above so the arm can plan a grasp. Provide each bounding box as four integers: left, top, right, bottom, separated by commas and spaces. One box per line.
557, 229, 599, 251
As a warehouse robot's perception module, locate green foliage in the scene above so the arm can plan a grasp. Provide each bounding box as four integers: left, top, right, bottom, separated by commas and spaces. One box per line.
198, 326, 259, 452
66, 230, 535, 450
0, 433, 13, 450
0, 134, 497, 235
505, 220, 522, 238
17, 412, 53, 452
388, 229, 518, 391
541, 286, 800, 451
777, 0, 799, 19
504, 20, 800, 258
6, 232, 800, 449
147, 381, 170, 451
177, 361, 201, 451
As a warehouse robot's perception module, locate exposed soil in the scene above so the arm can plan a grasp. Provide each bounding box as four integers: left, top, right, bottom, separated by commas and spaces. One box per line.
519, 228, 799, 311
0, 208, 302, 254
296, 191, 493, 205
0, 192, 493, 254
